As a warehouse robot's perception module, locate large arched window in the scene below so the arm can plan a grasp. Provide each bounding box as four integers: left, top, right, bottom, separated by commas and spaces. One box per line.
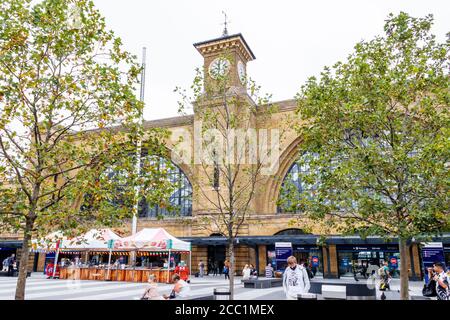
278, 151, 393, 214
277, 153, 317, 213
138, 156, 192, 218
80, 154, 192, 218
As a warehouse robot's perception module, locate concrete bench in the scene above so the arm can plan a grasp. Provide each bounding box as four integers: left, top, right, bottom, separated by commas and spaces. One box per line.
322, 285, 346, 300
242, 278, 283, 289
310, 282, 376, 300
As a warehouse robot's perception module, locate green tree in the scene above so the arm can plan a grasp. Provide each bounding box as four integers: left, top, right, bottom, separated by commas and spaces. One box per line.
281, 13, 449, 299
0, 0, 171, 299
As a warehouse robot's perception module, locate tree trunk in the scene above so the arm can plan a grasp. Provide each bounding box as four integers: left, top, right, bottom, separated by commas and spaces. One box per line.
398, 237, 410, 300
15, 219, 33, 300
228, 240, 235, 300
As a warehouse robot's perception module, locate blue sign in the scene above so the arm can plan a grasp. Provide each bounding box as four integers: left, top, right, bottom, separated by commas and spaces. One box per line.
275, 242, 292, 271
341, 258, 350, 267
311, 256, 320, 267
422, 242, 445, 282
389, 256, 398, 269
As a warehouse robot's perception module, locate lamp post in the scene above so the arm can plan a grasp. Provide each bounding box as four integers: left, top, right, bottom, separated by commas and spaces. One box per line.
130, 47, 147, 266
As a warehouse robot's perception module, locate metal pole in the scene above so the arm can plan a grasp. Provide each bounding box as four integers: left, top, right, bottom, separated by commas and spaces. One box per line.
167, 249, 171, 283
189, 250, 192, 280
106, 248, 112, 280
131, 47, 147, 266
52, 248, 59, 279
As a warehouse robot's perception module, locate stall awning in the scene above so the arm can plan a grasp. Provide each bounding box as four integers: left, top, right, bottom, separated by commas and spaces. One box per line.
66, 229, 121, 250
115, 228, 191, 251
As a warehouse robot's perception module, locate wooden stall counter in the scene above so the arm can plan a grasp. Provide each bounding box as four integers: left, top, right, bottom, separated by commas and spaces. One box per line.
57, 267, 177, 283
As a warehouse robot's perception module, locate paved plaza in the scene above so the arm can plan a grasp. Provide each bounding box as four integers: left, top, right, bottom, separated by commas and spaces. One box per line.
0, 273, 426, 300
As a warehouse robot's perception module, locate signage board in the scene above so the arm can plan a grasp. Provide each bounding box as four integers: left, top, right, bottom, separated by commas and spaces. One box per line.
422, 242, 445, 270
338, 245, 398, 252
389, 256, 398, 269
275, 242, 292, 271
311, 256, 320, 267
294, 246, 320, 252
107, 239, 115, 249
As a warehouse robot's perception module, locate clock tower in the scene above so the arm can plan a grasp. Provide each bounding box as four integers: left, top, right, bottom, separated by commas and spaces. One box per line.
193, 33, 256, 92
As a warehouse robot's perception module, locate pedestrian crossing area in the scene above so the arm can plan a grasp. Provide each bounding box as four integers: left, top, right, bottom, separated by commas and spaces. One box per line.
0, 274, 285, 300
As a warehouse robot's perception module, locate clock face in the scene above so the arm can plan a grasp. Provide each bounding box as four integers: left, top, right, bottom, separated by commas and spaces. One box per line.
237, 61, 246, 85
209, 58, 231, 79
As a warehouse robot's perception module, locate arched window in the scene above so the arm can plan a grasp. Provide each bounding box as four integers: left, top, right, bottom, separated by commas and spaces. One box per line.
277, 153, 318, 213
80, 155, 192, 218
139, 156, 192, 218
277, 151, 393, 214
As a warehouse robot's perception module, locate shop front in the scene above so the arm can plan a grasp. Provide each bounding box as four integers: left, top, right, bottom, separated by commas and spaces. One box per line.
0, 240, 22, 274
266, 244, 323, 276
337, 244, 400, 278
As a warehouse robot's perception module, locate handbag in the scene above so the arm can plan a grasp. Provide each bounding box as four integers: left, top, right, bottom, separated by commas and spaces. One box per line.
422, 280, 437, 297
140, 288, 150, 300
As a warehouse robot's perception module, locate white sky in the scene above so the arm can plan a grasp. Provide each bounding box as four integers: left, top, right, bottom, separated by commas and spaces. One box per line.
93, 0, 450, 121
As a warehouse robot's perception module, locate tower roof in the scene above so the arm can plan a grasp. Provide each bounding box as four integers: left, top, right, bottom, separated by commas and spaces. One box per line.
193, 33, 256, 61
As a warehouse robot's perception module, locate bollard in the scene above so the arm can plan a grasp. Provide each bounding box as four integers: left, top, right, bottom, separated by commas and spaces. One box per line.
214, 288, 231, 300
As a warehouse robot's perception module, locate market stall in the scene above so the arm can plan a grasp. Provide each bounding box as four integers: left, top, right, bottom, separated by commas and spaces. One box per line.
34, 228, 192, 283
114, 228, 192, 283
31, 231, 72, 278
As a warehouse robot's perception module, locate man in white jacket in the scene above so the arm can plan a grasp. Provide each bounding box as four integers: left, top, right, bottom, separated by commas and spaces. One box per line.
283, 256, 311, 300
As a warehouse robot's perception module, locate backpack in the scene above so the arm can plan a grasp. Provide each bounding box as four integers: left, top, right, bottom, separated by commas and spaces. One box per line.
377, 267, 385, 276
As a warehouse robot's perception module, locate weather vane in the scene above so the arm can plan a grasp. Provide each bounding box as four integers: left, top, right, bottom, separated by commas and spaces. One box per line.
221, 11, 229, 37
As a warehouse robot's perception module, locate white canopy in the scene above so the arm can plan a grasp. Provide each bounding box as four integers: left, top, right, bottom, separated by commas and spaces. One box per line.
114, 228, 191, 251
65, 229, 121, 250
31, 231, 71, 252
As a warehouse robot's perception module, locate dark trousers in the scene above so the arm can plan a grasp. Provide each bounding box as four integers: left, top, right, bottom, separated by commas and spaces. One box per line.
224, 273, 229, 280
7, 266, 14, 277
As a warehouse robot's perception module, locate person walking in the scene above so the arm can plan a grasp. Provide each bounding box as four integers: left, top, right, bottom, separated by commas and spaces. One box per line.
351, 260, 359, 281
303, 262, 314, 280
378, 261, 391, 291
433, 262, 449, 300
223, 260, 230, 280
198, 260, 205, 278
242, 264, 251, 280
282, 256, 310, 300
2, 257, 8, 272
249, 264, 258, 279
7, 254, 15, 277
213, 261, 219, 276
140, 274, 164, 300
206, 259, 212, 276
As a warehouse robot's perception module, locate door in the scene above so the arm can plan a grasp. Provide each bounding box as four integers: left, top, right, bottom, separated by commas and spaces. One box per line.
207, 245, 226, 273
